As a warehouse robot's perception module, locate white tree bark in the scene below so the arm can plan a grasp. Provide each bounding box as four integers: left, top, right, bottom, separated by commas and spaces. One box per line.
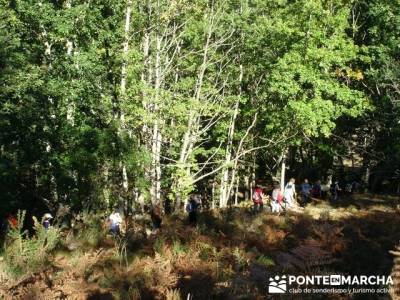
150, 33, 162, 205
175, 15, 213, 211
119, 0, 133, 193
219, 64, 242, 208
280, 151, 287, 192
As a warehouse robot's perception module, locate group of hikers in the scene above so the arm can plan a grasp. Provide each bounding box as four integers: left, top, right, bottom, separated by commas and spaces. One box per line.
1, 212, 54, 233
2, 177, 356, 238
252, 178, 347, 214
1, 197, 202, 240
107, 194, 201, 236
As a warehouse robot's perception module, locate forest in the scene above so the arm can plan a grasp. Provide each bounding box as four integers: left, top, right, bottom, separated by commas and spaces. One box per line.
0, 0, 400, 299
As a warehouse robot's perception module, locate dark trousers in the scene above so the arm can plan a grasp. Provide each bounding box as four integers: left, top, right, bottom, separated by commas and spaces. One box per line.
110, 224, 120, 235
188, 211, 197, 226
331, 192, 338, 201
253, 202, 263, 213
301, 193, 310, 205
152, 219, 162, 230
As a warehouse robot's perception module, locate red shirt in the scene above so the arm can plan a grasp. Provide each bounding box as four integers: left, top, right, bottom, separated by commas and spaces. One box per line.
253, 188, 264, 204
7, 215, 18, 229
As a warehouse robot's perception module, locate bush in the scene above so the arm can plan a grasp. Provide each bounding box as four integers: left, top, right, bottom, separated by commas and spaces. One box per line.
3, 210, 60, 279
75, 211, 106, 248
153, 237, 166, 254
172, 240, 188, 256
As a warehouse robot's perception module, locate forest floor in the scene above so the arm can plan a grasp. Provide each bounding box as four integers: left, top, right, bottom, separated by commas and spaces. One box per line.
1, 194, 399, 300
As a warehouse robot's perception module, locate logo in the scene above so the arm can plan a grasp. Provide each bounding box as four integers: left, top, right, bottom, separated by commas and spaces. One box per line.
330, 275, 341, 285
267, 274, 393, 295
269, 275, 287, 293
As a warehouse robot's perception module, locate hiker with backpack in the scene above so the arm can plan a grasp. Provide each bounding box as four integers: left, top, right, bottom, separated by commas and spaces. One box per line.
300, 179, 312, 206
42, 213, 53, 230
252, 186, 264, 213
330, 181, 341, 201
284, 178, 296, 209
271, 184, 284, 214
312, 180, 322, 198
108, 210, 122, 235
150, 204, 162, 233
186, 195, 200, 226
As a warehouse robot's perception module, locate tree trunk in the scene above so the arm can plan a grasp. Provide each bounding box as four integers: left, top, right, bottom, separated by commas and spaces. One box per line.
244, 169, 250, 201
119, 0, 133, 194
65, 0, 75, 126
363, 163, 370, 192
175, 17, 213, 211
280, 151, 287, 192
219, 75, 241, 207
250, 154, 256, 199
211, 180, 216, 209
234, 176, 239, 206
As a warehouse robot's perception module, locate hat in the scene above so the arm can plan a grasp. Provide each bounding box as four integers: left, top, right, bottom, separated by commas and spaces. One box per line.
44, 213, 53, 219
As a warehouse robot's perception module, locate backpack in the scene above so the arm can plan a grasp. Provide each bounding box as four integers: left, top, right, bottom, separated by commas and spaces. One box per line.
253, 190, 262, 203
285, 183, 293, 190
186, 200, 198, 213
186, 202, 192, 213
277, 191, 283, 202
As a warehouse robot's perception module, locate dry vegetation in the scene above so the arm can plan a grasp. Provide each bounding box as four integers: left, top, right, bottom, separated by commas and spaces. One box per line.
0, 194, 399, 300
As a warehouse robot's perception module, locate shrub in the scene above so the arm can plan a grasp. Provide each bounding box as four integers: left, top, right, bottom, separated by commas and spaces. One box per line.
197, 241, 217, 261
233, 247, 246, 271
172, 240, 188, 256
113, 235, 128, 268
153, 237, 166, 254
3, 210, 60, 280
76, 211, 106, 248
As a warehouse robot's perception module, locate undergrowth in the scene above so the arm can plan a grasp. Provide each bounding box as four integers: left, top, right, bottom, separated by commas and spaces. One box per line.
1, 196, 399, 299
2, 210, 60, 280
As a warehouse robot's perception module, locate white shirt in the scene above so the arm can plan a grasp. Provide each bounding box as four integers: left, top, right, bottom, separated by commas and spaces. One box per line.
109, 213, 122, 225
284, 182, 295, 198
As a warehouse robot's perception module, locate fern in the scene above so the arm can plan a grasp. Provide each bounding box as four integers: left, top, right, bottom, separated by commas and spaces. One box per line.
172, 240, 188, 256
256, 255, 275, 267
165, 288, 182, 300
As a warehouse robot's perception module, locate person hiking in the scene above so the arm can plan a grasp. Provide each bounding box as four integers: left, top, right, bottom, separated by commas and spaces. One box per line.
150, 205, 162, 233
300, 179, 312, 205
312, 180, 322, 198
108, 210, 122, 235
271, 184, 284, 214
42, 213, 53, 230
330, 181, 341, 202
351, 181, 360, 193
252, 186, 264, 213
284, 178, 296, 209
186, 195, 200, 226
1, 213, 17, 236
7, 213, 18, 230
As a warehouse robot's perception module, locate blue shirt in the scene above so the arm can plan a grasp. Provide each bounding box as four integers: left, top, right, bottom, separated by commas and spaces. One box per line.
301, 183, 311, 194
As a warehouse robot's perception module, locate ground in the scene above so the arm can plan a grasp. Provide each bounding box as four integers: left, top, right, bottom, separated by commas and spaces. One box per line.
1, 194, 399, 300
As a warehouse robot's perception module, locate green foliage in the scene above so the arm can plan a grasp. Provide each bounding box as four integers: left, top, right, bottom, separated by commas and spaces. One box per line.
256, 255, 275, 267
113, 235, 128, 268
153, 237, 166, 254
3, 210, 60, 279
76, 211, 106, 248
197, 241, 217, 261
0, 0, 397, 213
233, 246, 246, 271
172, 239, 188, 256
